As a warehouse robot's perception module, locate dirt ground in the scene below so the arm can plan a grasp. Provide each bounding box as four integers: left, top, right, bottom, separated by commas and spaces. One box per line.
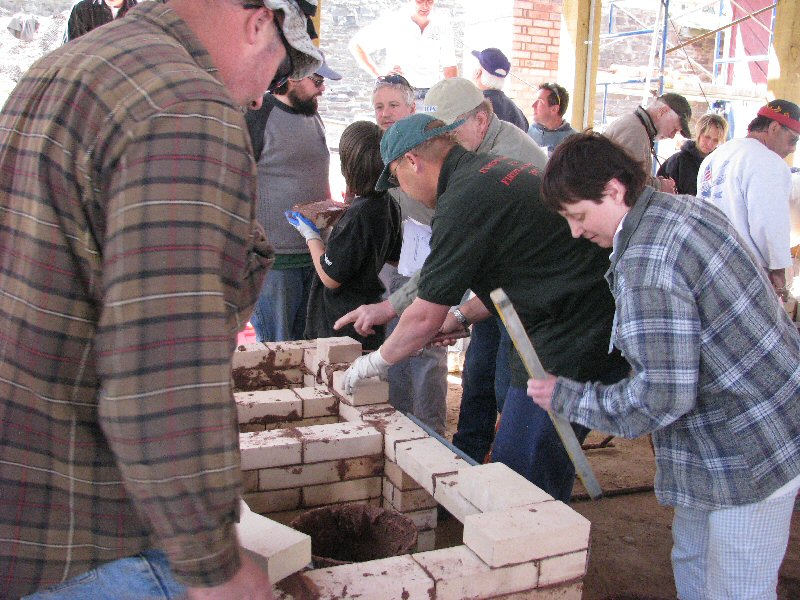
442, 381, 800, 599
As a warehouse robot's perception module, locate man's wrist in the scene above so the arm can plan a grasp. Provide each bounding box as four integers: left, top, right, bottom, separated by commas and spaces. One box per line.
452, 308, 470, 332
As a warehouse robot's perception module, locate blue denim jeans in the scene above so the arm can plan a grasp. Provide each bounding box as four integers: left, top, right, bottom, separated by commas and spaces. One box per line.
250, 265, 314, 342
451, 317, 510, 463
491, 385, 590, 502
22, 550, 186, 600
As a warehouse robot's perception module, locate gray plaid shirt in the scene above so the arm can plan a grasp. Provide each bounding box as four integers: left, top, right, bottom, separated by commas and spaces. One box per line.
553, 188, 800, 509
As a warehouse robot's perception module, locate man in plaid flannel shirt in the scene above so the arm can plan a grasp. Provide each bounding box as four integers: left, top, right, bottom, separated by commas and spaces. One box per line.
530, 132, 800, 600
0, 1, 321, 598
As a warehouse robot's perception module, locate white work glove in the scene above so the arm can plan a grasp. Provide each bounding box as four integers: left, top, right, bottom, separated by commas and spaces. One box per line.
285, 210, 321, 242
343, 349, 391, 395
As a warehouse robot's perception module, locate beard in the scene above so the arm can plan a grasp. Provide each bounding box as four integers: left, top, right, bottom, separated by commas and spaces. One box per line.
288, 89, 319, 116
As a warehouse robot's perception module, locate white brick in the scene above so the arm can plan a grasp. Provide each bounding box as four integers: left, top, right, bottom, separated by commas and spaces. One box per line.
377, 412, 429, 461
266, 341, 307, 367
235, 389, 302, 424
463, 501, 590, 567
538, 550, 588, 586
301, 422, 382, 463
262, 508, 305, 527
237, 500, 311, 583
293, 385, 338, 418
277, 368, 304, 385
433, 473, 481, 523
412, 545, 538, 600
258, 455, 383, 490
303, 477, 382, 507
242, 469, 259, 493
332, 371, 389, 406
243, 489, 301, 513
297, 416, 338, 427
303, 346, 320, 373
240, 429, 302, 470
395, 437, 470, 495
384, 459, 423, 491
232, 343, 270, 369
315, 336, 362, 364
383, 479, 438, 512
278, 555, 434, 600
337, 401, 394, 423
458, 463, 553, 512
303, 373, 318, 387
404, 507, 438, 530
415, 528, 436, 552
491, 581, 583, 599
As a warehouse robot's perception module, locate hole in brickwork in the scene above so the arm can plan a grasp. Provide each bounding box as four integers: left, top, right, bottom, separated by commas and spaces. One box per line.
290, 504, 417, 567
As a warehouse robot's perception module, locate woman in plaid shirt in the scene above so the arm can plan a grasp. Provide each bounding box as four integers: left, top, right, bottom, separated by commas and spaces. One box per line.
530, 132, 800, 600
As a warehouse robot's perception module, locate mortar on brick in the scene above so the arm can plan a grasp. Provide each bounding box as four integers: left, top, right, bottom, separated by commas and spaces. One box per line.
233, 340, 591, 598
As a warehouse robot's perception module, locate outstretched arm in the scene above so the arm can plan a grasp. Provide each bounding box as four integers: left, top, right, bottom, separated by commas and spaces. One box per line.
334, 299, 397, 336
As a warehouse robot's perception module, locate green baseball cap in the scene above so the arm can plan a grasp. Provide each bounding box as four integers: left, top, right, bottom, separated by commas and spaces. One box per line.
375, 113, 464, 191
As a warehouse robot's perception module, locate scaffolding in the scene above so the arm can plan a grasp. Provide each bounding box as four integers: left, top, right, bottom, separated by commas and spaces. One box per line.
596, 0, 777, 128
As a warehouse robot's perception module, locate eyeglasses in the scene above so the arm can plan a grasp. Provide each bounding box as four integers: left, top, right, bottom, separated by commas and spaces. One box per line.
242, 4, 294, 93
376, 74, 412, 89
387, 156, 406, 187
782, 125, 799, 146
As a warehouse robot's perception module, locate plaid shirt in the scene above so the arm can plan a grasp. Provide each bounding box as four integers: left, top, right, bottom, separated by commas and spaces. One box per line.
0, 3, 273, 596
553, 188, 800, 510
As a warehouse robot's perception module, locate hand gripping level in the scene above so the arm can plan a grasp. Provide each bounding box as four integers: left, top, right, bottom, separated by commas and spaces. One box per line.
490, 288, 604, 500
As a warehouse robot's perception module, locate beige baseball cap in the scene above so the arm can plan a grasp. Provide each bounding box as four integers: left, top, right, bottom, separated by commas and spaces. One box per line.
421, 78, 485, 125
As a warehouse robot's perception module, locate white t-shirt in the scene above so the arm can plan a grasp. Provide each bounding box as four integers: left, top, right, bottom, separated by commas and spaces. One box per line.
351, 7, 457, 88
697, 137, 792, 270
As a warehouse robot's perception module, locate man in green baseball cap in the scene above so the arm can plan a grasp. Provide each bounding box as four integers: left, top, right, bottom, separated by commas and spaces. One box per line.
336, 113, 630, 503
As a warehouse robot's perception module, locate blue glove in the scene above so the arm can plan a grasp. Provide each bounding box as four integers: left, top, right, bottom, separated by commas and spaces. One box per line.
285, 210, 321, 242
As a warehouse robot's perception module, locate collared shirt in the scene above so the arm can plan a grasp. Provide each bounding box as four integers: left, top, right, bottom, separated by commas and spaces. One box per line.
527, 119, 578, 155
351, 7, 456, 88
552, 188, 800, 510
604, 107, 662, 188
0, 3, 272, 596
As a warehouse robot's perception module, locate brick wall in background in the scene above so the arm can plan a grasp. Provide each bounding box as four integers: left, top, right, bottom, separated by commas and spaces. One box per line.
508, 0, 563, 118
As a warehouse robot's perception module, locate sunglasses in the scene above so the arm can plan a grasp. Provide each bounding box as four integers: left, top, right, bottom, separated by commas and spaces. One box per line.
376, 74, 412, 88
293, 73, 325, 88
542, 84, 561, 108
242, 3, 294, 93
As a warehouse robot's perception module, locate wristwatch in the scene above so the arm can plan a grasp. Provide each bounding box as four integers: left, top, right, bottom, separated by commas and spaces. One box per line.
452, 308, 470, 332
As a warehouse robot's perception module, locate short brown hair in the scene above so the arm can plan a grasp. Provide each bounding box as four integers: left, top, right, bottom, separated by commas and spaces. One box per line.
339, 121, 384, 198
541, 132, 647, 210
539, 83, 569, 117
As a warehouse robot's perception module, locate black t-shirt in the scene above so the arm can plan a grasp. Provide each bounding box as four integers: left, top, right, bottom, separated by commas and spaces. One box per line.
305, 193, 402, 350
417, 146, 628, 386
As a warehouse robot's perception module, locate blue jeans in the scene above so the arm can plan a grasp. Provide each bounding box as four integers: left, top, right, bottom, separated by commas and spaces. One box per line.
452, 317, 511, 463
22, 550, 186, 600
250, 265, 313, 342
492, 385, 589, 503
492, 360, 629, 502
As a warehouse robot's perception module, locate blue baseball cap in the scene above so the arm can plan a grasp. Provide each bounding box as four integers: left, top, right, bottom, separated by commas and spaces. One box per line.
375, 113, 464, 191
471, 48, 511, 78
